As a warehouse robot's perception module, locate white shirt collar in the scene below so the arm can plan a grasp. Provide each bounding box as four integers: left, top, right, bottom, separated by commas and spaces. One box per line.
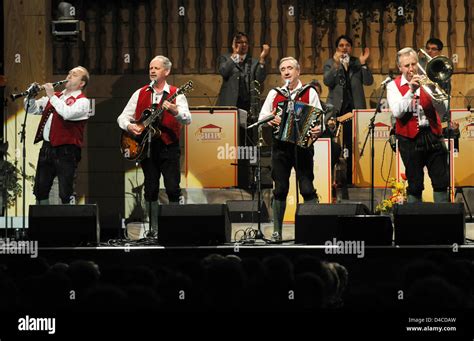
151, 81, 170, 94
400, 74, 410, 86
287, 81, 303, 99
290, 80, 303, 93
60, 89, 82, 98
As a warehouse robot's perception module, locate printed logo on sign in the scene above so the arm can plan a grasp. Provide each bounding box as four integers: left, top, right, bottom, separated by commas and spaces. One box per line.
465, 123, 474, 139
195, 124, 224, 142
18, 315, 55, 334
373, 122, 391, 140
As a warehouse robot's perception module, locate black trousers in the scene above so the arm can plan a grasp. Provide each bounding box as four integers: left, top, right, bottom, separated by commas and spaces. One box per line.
34, 142, 81, 204
397, 134, 449, 196
271, 139, 316, 201
141, 139, 181, 202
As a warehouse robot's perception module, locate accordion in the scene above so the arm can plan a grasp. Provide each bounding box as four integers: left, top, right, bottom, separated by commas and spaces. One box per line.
273, 101, 324, 148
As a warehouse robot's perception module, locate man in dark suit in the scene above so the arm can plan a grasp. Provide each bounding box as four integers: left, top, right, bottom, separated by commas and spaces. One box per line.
216, 32, 270, 116
323, 35, 373, 186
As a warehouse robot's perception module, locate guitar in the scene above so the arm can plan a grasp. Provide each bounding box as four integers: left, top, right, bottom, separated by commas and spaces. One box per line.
120, 80, 193, 161
333, 112, 354, 139
440, 112, 474, 129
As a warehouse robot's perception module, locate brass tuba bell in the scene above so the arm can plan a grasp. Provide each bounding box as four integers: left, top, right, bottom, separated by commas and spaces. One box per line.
417, 48, 454, 102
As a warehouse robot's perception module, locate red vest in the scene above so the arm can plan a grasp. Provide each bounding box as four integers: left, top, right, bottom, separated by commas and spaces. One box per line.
394, 76, 442, 138
134, 85, 181, 145
272, 85, 312, 109
34, 91, 88, 147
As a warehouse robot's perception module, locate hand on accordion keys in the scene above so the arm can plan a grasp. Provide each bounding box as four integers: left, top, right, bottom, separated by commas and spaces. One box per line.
310, 124, 323, 139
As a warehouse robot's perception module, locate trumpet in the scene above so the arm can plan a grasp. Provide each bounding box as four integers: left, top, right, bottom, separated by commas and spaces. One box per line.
10, 79, 67, 101
414, 48, 453, 102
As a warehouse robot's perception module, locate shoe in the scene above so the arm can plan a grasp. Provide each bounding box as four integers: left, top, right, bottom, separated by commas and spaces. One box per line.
146, 229, 158, 239
271, 231, 282, 243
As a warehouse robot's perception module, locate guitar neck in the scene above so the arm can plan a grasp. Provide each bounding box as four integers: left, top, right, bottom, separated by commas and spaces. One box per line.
143, 91, 181, 127
441, 113, 473, 129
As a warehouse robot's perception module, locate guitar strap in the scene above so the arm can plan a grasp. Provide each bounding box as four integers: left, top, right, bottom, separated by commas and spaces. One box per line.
151, 90, 169, 129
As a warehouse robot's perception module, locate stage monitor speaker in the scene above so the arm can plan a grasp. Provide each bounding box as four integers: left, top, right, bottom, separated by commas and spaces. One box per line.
226, 200, 269, 223
295, 203, 370, 244
158, 204, 230, 245
337, 215, 393, 246
28, 204, 99, 246
394, 203, 465, 245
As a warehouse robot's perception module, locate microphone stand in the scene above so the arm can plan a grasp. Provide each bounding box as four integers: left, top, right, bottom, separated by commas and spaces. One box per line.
360, 83, 388, 214
18, 95, 32, 239
254, 126, 265, 240
2, 97, 8, 238
446, 82, 452, 202
289, 99, 302, 207
240, 123, 269, 244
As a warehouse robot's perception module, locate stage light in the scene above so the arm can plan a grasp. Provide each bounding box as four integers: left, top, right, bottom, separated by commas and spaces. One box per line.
51, 2, 85, 41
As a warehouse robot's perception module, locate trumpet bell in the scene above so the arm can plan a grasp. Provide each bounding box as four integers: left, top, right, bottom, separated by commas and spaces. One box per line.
417, 48, 453, 101
426, 56, 453, 83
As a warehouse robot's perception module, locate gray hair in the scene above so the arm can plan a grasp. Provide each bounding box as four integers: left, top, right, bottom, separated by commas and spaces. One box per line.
397, 47, 418, 67
150, 55, 172, 70
279, 56, 300, 70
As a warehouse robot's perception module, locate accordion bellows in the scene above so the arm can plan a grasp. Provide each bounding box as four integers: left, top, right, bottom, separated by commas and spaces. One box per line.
274, 101, 324, 148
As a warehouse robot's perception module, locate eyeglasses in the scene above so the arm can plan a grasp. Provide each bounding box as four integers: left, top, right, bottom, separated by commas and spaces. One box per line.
425, 47, 439, 51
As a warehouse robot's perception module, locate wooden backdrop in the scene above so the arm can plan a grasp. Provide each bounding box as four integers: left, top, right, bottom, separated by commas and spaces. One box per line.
4, 0, 474, 224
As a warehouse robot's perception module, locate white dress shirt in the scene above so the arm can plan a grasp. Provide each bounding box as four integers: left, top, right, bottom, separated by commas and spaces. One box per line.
258, 80, 322, 121
117, 82, 191, 131
24, 90, 91, 142
387, 74, 447, 127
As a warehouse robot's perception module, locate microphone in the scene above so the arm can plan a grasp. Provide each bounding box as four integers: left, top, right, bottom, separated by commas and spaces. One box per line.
458, 91, 472, 111
247, 114, 274, 129
380, 76, 393, 87
148, 79, 157, 89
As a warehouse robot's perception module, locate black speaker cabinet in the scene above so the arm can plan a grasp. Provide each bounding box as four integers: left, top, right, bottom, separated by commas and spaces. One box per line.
337, 215, 393, 246
28, 205, 100, 246
394, 203, 465, 245
295, 203, 372, 244
226, 200, 269, 223
158, 204, 230, 245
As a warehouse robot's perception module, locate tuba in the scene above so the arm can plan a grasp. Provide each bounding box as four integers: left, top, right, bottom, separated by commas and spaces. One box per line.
416, 48, 453, 102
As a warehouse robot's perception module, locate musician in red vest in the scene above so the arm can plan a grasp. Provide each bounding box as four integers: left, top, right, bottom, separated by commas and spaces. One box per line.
24, 66, 91, 205
387, 47, 449, 203
117, 56, 191, 238
258, 57, 323, 242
